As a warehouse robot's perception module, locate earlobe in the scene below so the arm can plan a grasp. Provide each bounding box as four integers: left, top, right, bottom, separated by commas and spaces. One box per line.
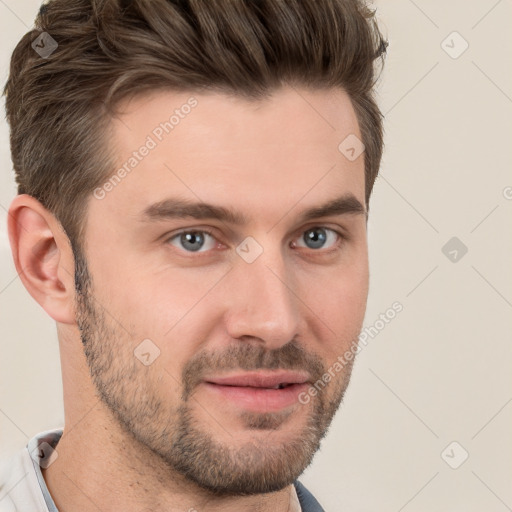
7, 194, 76, 324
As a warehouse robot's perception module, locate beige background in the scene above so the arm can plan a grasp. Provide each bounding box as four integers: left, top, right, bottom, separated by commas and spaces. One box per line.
1, 1, 511, 510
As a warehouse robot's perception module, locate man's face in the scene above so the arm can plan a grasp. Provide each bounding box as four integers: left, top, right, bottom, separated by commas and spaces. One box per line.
76, 86, 369, 495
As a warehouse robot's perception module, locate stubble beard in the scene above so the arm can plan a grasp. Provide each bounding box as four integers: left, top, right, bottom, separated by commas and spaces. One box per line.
73, 248, 355, 496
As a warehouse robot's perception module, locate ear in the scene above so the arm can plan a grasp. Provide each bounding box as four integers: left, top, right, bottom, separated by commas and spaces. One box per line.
7, 194, 76, 324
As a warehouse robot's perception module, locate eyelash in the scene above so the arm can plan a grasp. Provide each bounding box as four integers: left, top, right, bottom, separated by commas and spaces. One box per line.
165, 226, 346, 256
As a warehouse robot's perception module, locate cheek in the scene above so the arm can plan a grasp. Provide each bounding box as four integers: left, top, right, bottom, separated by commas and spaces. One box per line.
92, 254, 219, 333
105, 268, 226, 372
301, 261, 369, 355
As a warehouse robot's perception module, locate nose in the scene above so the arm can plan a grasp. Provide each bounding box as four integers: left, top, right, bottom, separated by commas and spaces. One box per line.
223, 249, 301, 350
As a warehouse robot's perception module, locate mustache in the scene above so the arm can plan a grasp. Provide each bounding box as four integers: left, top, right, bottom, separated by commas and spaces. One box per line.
181, 339, 326, 400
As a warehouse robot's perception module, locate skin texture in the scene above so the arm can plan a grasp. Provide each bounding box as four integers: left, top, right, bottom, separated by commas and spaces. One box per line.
8, 86, 369, 512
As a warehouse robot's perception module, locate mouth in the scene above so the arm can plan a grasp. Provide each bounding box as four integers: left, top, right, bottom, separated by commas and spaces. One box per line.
201, 371, 311, 412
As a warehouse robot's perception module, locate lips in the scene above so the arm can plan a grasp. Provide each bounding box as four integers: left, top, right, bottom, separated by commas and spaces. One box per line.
204, 370, 310, 389
202, 371, 311, 412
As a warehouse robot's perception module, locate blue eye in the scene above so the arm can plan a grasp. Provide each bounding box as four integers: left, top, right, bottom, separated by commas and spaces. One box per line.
168, 230, 217, 253
295, 227, 340, 250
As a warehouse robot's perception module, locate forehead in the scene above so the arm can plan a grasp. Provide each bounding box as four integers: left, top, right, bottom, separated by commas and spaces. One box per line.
112, 86, 361, 152
97, 86, 365, 225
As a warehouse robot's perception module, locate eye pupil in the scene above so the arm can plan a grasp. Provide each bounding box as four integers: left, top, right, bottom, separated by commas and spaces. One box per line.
304, 228, 327, 249
181, 231, 205, 252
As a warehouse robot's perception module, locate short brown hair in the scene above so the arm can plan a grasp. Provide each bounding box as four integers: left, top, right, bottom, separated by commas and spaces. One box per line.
3, 0, 387, 252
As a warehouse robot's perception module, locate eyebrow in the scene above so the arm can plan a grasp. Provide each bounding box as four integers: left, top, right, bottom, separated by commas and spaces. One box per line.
140, 193, 367, 226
